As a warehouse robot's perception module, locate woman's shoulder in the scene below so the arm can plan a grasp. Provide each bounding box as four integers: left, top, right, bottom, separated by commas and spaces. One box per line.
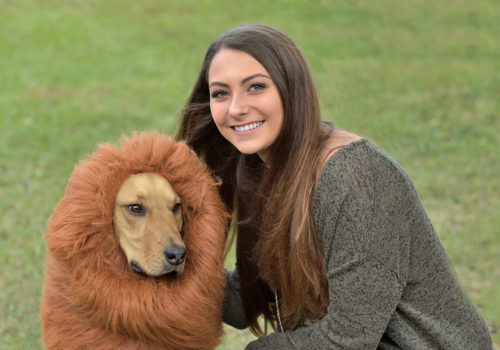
317, 137, 414, 196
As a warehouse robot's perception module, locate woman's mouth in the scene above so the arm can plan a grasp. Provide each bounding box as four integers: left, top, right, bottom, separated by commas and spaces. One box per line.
232, 121, 264, 134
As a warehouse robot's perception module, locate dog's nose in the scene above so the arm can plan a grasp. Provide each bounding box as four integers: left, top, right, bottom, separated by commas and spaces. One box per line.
164, 245, 186, 266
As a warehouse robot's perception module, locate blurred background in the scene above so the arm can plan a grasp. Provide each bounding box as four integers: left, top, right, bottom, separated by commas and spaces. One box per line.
0, 0, 498, 348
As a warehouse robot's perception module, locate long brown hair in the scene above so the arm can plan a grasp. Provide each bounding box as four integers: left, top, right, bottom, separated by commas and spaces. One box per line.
177, 24, 333, 334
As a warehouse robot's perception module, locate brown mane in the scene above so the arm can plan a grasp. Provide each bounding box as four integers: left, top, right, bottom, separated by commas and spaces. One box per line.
41, 132, 228, 350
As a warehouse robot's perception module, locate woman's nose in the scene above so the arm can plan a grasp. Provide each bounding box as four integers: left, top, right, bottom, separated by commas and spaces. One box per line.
228, 93, 250, 117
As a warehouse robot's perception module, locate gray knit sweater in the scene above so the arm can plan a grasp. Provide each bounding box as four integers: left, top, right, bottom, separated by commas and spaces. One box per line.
223, 139, 492, 349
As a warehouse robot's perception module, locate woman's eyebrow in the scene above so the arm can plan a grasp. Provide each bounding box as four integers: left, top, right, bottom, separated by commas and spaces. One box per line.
209, 73, 272, 88
209, 81, 229, 88
241, 73, 271, 84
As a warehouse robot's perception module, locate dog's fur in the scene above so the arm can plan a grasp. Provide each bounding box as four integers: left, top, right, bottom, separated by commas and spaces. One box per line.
41, 132, 228, 350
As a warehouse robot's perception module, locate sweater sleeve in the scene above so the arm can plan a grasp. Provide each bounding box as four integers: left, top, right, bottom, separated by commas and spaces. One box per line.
246, 140, 415, 349
222, 268, 247, 329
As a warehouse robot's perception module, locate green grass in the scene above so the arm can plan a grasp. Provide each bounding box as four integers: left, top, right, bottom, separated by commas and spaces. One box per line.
1, 0, 498, 348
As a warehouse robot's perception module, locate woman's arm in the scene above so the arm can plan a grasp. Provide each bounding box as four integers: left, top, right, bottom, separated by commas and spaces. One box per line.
246, 259, 404, 349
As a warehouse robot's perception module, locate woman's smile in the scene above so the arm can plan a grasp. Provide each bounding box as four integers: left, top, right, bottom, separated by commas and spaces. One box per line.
232, 121, 264, 135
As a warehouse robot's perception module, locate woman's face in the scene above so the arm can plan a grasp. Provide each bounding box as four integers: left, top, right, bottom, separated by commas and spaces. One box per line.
207, 49, 284, 163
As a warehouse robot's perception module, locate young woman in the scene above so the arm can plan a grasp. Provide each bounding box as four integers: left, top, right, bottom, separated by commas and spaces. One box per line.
176, 24, 492, 349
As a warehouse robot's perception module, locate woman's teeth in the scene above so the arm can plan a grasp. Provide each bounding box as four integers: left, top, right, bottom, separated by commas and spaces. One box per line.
234, 122, 263, 132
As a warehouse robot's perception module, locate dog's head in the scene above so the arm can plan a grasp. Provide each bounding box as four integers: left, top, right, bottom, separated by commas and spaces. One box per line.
113, 172, 185, 277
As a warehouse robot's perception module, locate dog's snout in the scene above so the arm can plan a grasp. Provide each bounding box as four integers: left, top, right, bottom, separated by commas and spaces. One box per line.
164, 245, 186, 266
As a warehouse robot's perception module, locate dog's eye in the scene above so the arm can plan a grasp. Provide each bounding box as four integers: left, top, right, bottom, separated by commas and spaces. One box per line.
173, 202, 181, 214
127, 204, 145, 216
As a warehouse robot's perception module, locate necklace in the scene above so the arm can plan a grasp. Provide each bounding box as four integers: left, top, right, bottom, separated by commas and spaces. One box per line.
274, 291, 284, 332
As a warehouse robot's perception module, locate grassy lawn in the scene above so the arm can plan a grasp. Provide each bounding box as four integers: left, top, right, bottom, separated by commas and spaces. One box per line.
0, 0, 498, 348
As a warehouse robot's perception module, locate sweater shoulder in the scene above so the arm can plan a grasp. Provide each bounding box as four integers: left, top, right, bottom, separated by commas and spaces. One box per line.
317, 138, 411, 193
313, 139, 419, 272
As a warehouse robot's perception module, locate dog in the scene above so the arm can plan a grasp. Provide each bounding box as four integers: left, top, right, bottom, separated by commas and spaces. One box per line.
41, 132, 228, 350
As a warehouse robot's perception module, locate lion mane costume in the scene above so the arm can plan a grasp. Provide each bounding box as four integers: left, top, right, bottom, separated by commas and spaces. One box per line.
41, 132, 228, 350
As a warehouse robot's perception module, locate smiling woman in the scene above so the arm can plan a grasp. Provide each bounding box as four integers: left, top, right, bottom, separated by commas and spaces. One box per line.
176, 24, 493, 349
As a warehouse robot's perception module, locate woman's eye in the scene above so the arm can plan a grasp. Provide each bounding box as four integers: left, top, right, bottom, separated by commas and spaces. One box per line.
210, 90, 228, 99
249, 83, 267, 93
127, 204, 145, 216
